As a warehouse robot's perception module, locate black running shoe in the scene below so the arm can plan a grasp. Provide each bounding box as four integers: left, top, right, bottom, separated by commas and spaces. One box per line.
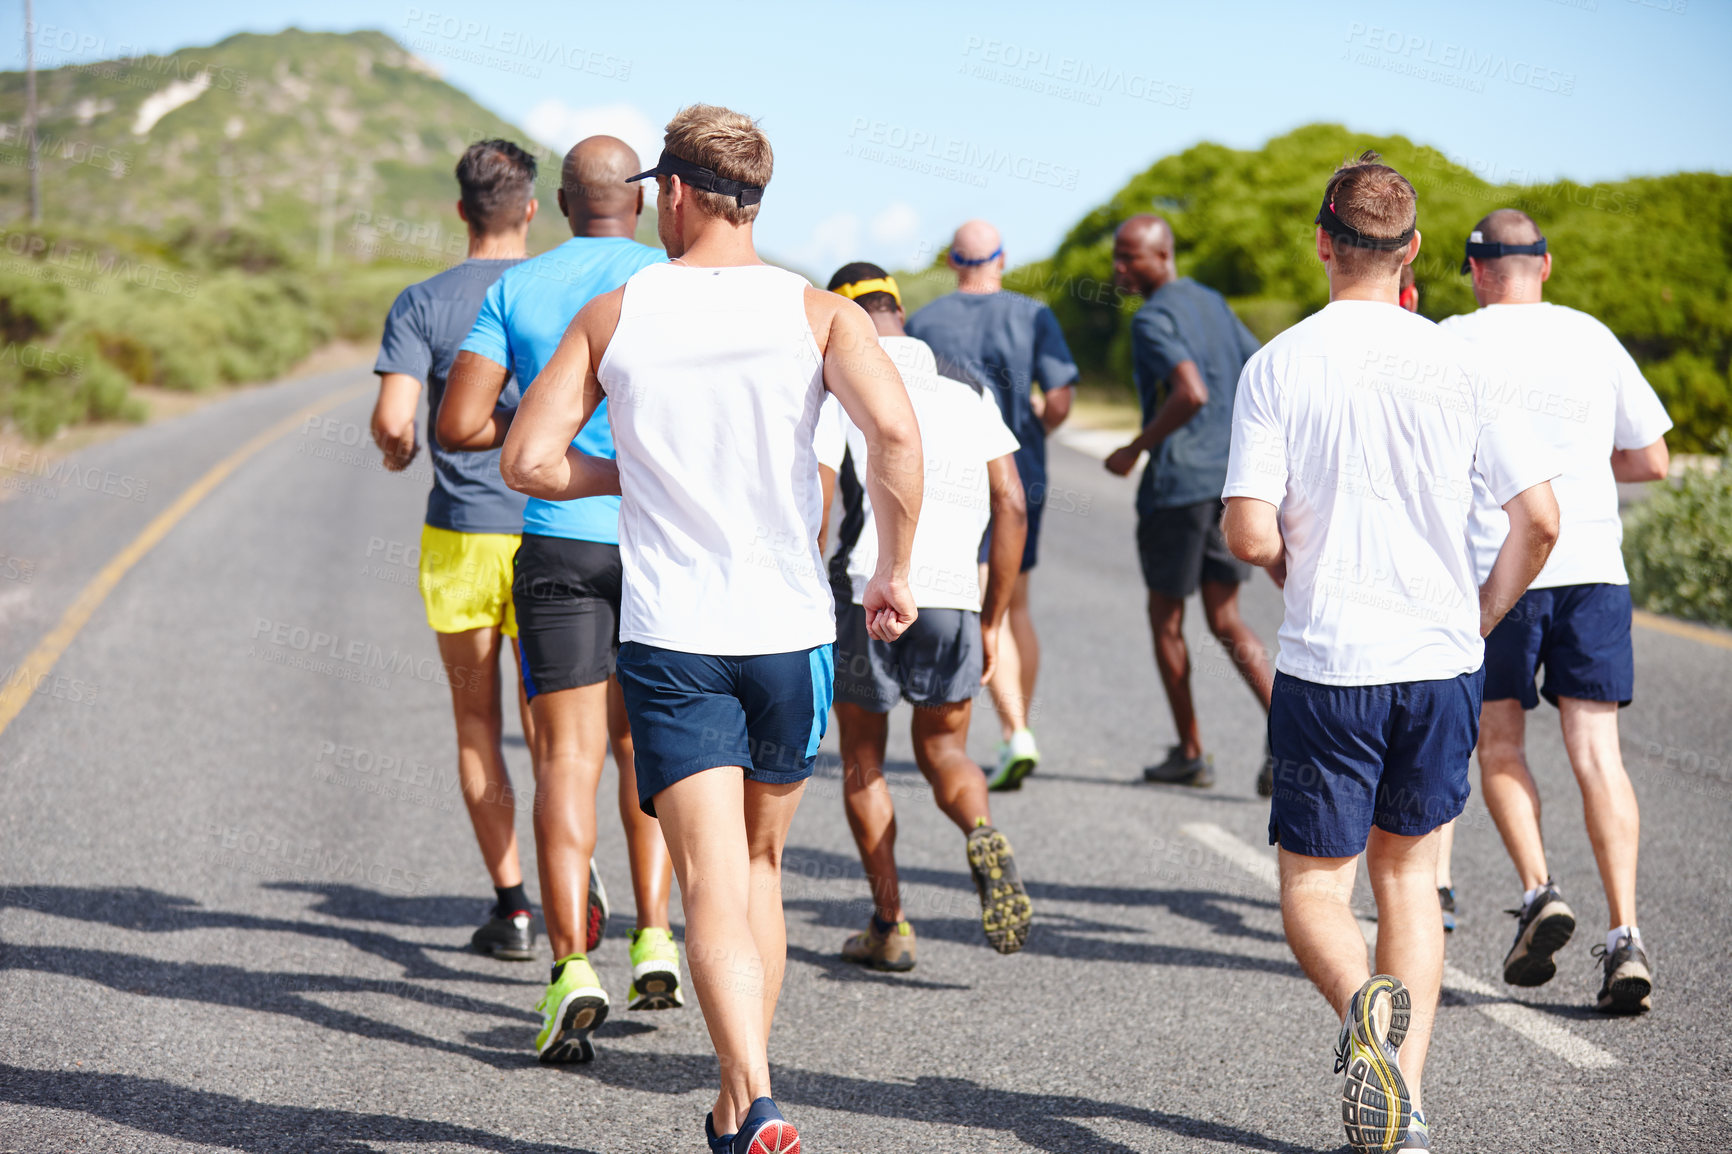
1502, 880, 1575, 987
1592, 931, 1653, 1014
471, 908, 535, 961
586, 863, 609, 952
1143, 745, 1215, 787
1335, 974, 1413, 1154
966, 823, 1032, 954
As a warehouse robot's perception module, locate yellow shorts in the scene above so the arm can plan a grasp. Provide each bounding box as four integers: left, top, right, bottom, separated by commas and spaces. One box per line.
418, 524, 520, 638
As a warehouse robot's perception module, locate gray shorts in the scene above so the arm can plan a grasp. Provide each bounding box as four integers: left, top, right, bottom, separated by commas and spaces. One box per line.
834, 604, 983, 712
1137, 500, 1251, 599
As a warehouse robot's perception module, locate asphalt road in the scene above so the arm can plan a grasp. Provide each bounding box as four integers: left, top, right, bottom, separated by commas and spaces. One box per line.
2, 367, 1729, 1152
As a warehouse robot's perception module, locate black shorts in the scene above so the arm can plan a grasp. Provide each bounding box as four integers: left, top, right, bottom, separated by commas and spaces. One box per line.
511, 533, 621, 698
834, 603, 983, 711
1137, 500, 1251, 599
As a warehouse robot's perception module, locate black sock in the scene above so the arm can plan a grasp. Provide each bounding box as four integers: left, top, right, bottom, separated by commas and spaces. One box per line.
494, 883, 530, 919
871, 912, 899, 935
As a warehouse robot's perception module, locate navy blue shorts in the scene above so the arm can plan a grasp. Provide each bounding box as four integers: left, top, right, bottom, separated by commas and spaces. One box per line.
1484, 583, 1634, 710
1267, 669, 1484, 858
616, 641, 834, 817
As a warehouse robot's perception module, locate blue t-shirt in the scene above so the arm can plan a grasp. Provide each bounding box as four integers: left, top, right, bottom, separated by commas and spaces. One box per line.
374, 258, 527, 535
905, 291, 1078, 504
460, 236, 665, 543
1131, 278, 1261, 513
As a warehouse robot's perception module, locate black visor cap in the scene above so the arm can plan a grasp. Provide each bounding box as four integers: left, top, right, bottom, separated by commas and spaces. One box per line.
626, 149, 764, 206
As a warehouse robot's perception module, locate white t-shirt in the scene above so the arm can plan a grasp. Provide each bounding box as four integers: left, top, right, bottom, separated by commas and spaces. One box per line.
814, 392, 846, 472
1439, 302, 1672, 588
598, 262, 834, 655
837, 336, 1020, 611
1223, 300, 1558, 687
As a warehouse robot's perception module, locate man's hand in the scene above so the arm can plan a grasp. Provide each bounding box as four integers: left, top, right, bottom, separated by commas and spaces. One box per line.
863, 573, 918, 643
979, 618, 999, 684
1104, 443, 1141, 477
376, 422, 418, 471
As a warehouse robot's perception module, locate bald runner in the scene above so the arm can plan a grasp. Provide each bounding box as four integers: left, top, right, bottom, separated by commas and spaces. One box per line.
906, 219, 1079, 790
438, 134, 682, 1065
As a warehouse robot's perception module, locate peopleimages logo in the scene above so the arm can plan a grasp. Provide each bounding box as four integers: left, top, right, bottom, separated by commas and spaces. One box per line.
1343, 23, 1576, 96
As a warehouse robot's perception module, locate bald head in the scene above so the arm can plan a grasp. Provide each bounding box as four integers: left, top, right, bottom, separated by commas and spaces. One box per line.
556, 135, 644, 236
1468, 207, 1549, 306
1112, 214, 1176, 296
951, 219, 1002, 264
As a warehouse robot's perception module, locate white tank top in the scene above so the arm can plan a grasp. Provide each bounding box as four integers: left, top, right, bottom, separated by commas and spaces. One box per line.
598, 262, 835, 655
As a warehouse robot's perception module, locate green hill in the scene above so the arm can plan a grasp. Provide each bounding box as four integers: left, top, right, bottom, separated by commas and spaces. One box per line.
993, 124, 1732, 451
0, 28, 649, 440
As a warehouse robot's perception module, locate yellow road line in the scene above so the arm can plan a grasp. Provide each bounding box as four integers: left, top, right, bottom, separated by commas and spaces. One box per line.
0, 383, 370, 739
1632, 608, 1732, 653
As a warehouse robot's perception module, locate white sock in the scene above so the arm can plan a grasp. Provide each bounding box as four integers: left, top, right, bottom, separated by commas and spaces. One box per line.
1607, 925, 1641, 952
1523, 885, 1542, 908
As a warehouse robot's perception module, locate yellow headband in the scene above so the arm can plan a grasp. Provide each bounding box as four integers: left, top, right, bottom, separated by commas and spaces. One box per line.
832, 276, 902, 307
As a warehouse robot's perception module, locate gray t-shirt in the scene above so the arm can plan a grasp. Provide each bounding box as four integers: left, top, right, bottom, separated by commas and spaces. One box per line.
1131, 278, 1260, 513
374, 258, 527, 535
905, 291, 1078, 503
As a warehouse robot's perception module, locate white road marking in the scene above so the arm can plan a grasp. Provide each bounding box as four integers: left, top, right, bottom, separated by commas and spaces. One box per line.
1180, 821, 1620, 1070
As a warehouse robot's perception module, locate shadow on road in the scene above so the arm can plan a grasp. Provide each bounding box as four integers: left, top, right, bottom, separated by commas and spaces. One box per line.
0, 1063, 594, 1154
571, 1051, 1330, 1153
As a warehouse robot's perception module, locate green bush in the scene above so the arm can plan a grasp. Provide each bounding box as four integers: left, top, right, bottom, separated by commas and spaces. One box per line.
1625, 440, 1732, 628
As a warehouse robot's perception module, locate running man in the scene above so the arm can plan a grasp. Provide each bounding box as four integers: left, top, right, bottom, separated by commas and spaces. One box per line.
1104, 215, 1274, 793
1222, 153, 1560, 1152
370, 138, 537, 962
435, 136, 680, 1062
1444, 209, 1672, 1013
825, 262, 1032, 969
501, 104, 922, 1154
906, 220, 1079, 790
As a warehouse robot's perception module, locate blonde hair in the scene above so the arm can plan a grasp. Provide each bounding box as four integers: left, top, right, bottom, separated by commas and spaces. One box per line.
662, 104, 773, 227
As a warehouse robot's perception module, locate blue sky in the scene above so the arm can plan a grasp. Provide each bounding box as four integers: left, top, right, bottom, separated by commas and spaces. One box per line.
19, 0, 1731, 275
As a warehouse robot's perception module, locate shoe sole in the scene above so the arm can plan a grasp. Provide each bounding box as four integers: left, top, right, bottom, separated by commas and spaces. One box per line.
1502, 902, 1575, 987
1599, 963, 1653, 1015
1341, 976, 1413, 1154
537, 990, 609, 1063
473, 941, 535, 962
740, 1119, 800, 1154
967, 830, 1032, 955
628, 966, 685, 1011
1142, 768, 1215, 788
988, 754, 1038, 793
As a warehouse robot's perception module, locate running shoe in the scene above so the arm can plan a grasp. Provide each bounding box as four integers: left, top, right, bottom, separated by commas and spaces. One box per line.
1335, 974, 1413, 1154
1256, 741, 1274, 798
705, 1112, 734, 1154
1438, 887, 1456, 934
1396, 1111, 1431, 1150
987, 728, 1040, 791
966, 823, 1032, 954
1501, 880, 1575, 987
627, 926, 685, 1010
587, 863, 610, 953
534, 953, 609, 1063
470, 908, 535, 961
1592, 930, 1654, 1014
840, 918, 917, 972
1143, 745, 1215, 788
733, 1097, 800, 1154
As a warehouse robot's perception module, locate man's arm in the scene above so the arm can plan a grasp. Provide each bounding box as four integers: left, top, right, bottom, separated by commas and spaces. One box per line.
1480, 481, 1560, 637
1105, 360, 1208, 476
370, 373, 421, 471
499, 291, 625, 502
1611, 436, 1669, 484
1039, 385, 1072, 433
980, 453, 1027, 683
1222, 496, 1283, 567
810, 290, 923, 643
437, 352, 513, 450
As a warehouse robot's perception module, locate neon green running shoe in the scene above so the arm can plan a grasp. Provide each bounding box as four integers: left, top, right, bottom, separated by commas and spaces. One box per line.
1335, 974, 1413, 1153
535, 953, 609, 1063
627, 927, 684, 1011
